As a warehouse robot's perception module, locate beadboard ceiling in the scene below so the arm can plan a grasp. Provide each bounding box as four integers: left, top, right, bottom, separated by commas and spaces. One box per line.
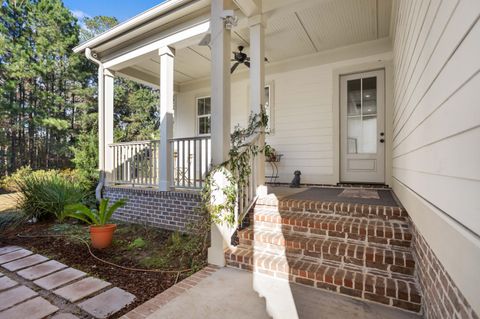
126, 0, 393, 85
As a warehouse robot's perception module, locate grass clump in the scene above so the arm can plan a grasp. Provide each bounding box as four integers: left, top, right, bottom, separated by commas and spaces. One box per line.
16, 174, 89, 221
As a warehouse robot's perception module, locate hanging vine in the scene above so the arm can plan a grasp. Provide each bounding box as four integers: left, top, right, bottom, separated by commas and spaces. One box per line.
201, 107, 269, 227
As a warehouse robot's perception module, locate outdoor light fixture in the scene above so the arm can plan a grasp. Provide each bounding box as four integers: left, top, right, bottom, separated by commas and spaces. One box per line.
221, 10, 238, 30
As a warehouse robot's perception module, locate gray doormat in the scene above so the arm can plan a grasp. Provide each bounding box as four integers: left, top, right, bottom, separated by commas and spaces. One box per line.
284, 187, 400, 207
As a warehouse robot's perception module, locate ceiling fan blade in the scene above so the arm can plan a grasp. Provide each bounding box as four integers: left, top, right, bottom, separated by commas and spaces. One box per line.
230, 62, 240, 73
244, 61, 250, 68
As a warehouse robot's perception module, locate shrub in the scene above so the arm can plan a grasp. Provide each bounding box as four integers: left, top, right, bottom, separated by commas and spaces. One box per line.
16, 173, 89, 221
2, 166, 87, 193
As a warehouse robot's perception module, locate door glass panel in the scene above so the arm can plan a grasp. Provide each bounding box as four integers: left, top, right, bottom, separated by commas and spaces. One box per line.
347, 76, 377, 154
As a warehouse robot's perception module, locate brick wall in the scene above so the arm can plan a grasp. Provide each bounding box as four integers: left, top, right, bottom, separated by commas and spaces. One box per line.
104, 186, 203, 232
412, 225, 478, 319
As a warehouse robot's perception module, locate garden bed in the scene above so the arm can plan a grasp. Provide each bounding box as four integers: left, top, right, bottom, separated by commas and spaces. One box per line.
0, 220, 207, 318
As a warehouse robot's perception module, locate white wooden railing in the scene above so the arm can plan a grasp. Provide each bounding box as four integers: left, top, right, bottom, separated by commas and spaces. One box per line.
109, 140, 160, 186
169, 136, 211, 189
236, 133, 262, 226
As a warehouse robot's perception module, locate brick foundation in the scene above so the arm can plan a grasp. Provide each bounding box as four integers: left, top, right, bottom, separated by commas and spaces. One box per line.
412, 225, 478, 319
104, 186, 203, 232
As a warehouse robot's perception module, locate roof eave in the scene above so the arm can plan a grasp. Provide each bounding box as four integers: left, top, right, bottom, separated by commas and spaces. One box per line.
73, 0, 196, 53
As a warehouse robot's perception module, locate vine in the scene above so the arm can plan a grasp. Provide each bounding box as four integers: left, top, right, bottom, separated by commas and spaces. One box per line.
201, 107, 268, 227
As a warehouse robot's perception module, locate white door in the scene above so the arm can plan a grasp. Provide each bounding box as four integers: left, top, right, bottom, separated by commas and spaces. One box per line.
340, 70, 385, 183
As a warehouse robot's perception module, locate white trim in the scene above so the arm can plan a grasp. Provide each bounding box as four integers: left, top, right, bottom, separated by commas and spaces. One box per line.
103, 20, 209, 70
73, 0, 194, 53
264, 82, 275, 134
195, 95, 211, 136
332, 59, 394, 186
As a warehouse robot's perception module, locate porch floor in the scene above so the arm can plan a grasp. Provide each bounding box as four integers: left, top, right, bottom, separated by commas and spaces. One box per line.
266, 185, 401, 207
125, 267, 420, 319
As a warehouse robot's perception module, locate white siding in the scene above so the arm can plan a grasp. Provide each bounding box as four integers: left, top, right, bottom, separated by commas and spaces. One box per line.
174, 47, 392, 185
392, 0, 480, 235
392, 0, 480, 313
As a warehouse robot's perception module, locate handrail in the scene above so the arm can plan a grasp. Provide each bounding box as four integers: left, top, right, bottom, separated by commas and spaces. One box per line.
236, 132, 262, 228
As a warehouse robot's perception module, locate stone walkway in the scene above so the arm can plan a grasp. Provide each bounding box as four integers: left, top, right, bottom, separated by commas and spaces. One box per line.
0, 246, 136, 319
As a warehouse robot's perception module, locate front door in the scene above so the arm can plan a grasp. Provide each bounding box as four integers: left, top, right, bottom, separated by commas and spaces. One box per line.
340, 69, 385, 184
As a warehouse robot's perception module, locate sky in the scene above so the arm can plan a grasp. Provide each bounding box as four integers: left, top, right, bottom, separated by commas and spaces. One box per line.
64, 0, 166, 23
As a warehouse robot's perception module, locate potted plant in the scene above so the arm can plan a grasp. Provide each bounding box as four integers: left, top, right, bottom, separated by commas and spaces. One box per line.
64, 198, 126, 249
264, 144, 277, 162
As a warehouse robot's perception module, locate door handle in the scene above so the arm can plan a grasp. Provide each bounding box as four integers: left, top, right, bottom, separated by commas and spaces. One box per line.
380, 138, 385, 143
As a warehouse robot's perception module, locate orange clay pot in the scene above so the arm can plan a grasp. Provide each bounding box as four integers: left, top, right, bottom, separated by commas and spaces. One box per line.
89, 224, 117, 249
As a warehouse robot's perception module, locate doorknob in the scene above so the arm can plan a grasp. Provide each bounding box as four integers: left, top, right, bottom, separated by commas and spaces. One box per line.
380, 132, 385, 136
380, 138, 385, 143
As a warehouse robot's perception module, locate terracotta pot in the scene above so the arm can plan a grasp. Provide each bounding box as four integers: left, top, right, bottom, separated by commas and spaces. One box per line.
89, 224, 117, 249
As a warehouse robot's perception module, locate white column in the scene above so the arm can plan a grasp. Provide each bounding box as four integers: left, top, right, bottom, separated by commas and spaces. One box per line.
101, 69, 115, 184
249, 13, 267, 194
158, 46, 175, 191
208, 0, 233, 267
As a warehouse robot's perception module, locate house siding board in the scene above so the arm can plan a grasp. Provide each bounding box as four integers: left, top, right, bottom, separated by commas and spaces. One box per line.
392, 0, 480, 316
175, 51, 392, 185
104, 186, 202, 232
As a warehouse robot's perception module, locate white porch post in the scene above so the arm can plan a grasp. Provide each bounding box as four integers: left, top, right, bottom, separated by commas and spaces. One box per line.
158, 46, 175, 191
208, 0, 233, 266
249, 11, 267, 195
99, 68, 115, 184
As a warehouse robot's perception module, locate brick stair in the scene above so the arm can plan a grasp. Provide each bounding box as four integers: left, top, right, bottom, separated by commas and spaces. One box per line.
225, 196, 422, 313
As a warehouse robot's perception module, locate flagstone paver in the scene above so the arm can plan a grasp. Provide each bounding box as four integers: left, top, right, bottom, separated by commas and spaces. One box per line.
34, 267, 86, 290
0, 246, 21, 256
17, 259, 68, 280
54, 277, 111, 302
0, 296, 58, 319
0, 249, 32, 264
2, 254, 48, 271
51, 314, 80, 319
0, 276, 17, 291
0, 285, 38, 311
78, 287, 136, 319
0, 246, 136, 319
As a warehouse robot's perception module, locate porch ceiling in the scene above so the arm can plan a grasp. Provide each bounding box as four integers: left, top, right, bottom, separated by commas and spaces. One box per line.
121, 0, 393, 86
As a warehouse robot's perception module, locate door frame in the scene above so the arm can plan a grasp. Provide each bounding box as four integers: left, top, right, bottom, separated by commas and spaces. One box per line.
332, 60, 394, 186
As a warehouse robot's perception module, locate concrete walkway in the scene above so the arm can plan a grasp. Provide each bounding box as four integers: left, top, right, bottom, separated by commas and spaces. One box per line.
0, 246, 135, 319
124, 267, 422, 319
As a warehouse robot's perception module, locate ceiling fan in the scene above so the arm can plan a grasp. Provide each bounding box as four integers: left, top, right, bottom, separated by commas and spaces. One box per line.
230, 46, 269, 74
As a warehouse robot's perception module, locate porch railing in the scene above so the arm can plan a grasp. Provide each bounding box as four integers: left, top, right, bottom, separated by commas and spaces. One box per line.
236, 133, 261, 225
109, 140, 160, 186
169, 136, 211, 189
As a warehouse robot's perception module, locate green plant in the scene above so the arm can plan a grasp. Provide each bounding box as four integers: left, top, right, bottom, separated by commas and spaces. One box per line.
128, 237, 146, 250
201, 107, 268, 227
264, 144, 277, 161
0, 212, 25, 231
64, 198, 126, 226
16, 174, 88, 221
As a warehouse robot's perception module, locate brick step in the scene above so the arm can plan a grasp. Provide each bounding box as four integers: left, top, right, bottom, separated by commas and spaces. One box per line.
238, 228, 415, 276
256, 195, 409, 222
225, 246, 422, 313
252, 208, 412, 248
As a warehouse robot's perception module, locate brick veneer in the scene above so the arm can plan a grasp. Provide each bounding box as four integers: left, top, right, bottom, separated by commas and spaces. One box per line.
104, 186, 202, 232
120, 265, 220, 319
412, 225, 479, 319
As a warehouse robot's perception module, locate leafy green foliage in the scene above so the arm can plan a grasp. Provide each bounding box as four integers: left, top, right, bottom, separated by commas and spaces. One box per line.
202, 108, 268, 227
16, 173, 88, 221
64, 197, 126, 226
0, 212, 25, 231
0, 2, 159, 182
128, 237, 146, 250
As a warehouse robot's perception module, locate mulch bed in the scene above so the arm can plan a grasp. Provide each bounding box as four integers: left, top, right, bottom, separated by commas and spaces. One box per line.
0, 221, 203, 318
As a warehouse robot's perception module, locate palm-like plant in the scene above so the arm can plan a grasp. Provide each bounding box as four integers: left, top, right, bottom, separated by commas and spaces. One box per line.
64, 198, 126, 226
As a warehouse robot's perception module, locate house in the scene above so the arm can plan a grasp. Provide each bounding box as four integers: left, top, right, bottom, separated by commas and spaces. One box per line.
73, 0, 480, 317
